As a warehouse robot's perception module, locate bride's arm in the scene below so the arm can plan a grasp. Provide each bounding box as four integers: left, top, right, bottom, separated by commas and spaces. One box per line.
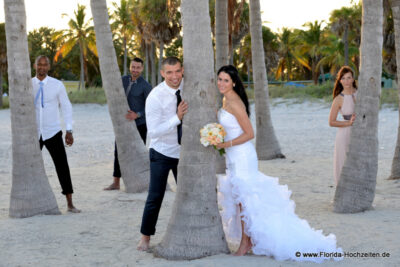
216, 102, 254, 149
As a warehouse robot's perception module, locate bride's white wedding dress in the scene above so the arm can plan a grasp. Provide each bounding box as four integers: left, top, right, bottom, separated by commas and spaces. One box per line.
217, 108, 343, 262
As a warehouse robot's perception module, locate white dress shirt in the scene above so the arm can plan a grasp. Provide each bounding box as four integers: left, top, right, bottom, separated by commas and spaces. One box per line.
145, 80, 183, 159
32, 76, 73, 141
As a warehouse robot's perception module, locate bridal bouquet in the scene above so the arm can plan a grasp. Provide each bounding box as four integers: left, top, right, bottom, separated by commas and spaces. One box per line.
200, 123, 226, 156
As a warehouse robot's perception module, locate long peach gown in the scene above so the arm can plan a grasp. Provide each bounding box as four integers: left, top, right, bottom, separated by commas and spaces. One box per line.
333, 92, 356, 185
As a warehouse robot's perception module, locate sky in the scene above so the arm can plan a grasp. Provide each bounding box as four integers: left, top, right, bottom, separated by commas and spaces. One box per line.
0, 0, 355, 33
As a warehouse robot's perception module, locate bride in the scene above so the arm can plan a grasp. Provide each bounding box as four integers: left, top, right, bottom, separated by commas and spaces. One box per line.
215, 65, 342, 262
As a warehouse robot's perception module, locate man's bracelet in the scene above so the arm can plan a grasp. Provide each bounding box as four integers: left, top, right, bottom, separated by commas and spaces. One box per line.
230, 140, 233, 147
66, 130, 73, 134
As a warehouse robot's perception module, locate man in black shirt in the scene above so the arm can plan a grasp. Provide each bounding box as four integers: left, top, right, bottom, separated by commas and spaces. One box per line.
104, 57, 152, 190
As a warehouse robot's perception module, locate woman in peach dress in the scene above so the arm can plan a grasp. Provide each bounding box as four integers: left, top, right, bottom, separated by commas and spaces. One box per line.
329, 66, 357, 185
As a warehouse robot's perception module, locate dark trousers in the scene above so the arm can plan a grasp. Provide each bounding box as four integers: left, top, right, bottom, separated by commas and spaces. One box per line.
113, 123, 147, 177
39, 131, 73, 195
140, 148, 178, 236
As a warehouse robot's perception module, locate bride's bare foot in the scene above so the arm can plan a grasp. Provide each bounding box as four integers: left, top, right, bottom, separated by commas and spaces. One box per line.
234, 237, 252, 256
137, 235, 150, 251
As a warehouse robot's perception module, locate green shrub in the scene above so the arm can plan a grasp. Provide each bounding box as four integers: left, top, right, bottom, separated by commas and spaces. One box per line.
1, 96, 9, 109
67, 87, 107, 104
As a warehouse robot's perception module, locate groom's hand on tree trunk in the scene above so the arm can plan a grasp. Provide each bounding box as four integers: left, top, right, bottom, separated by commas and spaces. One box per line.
177, 100, 188, 121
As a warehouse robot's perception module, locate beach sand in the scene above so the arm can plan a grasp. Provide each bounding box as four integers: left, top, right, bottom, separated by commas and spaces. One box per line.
0, 101, 399, 266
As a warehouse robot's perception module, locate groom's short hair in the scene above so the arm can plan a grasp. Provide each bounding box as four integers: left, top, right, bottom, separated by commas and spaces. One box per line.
161, 56, 182, 69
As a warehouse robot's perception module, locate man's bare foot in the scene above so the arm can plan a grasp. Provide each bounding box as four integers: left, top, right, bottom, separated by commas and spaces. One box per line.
233, 238, 252, 256
68, 206, 81, 213
103, 183, 120, 190
137, 235, 150, 251
104, 177, 120, 190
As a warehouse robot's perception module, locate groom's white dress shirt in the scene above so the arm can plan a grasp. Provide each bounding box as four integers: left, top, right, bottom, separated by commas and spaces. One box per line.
145, 80, 183, 159
32, 76, 73, 141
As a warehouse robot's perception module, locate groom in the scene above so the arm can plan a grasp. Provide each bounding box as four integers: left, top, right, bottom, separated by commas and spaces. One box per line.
137, 57, 188, 251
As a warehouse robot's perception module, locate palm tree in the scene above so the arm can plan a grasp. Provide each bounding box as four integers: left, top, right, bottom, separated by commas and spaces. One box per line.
389, 0, 400, 180
317, 33, 358, 76
215, 0, 229, 71
90, 0, 150, 193
154, 0, 229, 259
214, 0, 229, 174
4, 0, 60, 218
275, 28, 296, 81
136, 0, 181, 84
249, 0, 284, 160
334, 0, 383, 213
53, 4, 97, 90
329, 3, 361, 66
297, 21, 326, 84
110, 0, 135, 76
209, 0, 249, 64
0, 23, 6, 108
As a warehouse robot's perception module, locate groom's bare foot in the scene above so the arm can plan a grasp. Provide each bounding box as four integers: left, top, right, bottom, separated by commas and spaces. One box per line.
137, 235, 150, 251
234, 238, 252, 256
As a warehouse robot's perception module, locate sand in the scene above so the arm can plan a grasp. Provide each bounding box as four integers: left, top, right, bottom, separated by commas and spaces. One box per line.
0, 100, 399, 267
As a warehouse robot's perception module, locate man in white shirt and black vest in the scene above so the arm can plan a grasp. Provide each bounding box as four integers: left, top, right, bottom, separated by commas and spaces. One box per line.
32, 55, 80, 213
137, 57, 188, 251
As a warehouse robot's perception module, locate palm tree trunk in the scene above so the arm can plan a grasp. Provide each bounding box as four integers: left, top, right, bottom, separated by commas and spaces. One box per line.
247, 59, 251, 90
145, 42, 149, 82
90, 0, 150, 193
215, 0, 229, 174
389, 0, 400, 180
320, 65, 325, 83
154, 0, 229, 259
79, 42, 85, 90
123, 36, 128, 76
215, 0, 229, 71
0, 70, 3, 108
5, 0, 60, 218
249, 0, 285, 159
334, 0, 383, 213
157, 40, 164, 84
150, 41, 156, 87
344, 24, 349, 66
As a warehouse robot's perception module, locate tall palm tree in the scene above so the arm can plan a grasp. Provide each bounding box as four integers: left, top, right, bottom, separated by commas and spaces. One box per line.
334, 0, 383, 213
4, 0, 60, 218
136, 0, 181, 84
317, 33, 358, 76
329, 3, 361, 66
209, 0, 249, 64
249, 0, 284, 160
389, 0, 400, 180
53, 4, 97, 90
111, 0, 135, 76
297, 21, 326, 84
215, 0, 229, 71
154, 0, 229, 259
275, 28, 296, 81
90, 0, 150, 193
214, 0, 229, 174
0, 23, 6, 108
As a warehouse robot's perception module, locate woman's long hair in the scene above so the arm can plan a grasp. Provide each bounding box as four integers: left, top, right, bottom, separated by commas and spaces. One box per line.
217, 65, 250, 117
332, 66, 357, 99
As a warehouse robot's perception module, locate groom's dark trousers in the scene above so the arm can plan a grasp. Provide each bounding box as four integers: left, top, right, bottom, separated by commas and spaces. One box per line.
140, 148, 178, 236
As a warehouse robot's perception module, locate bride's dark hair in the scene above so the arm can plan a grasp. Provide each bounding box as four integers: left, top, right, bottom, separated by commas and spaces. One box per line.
217, 65, 250, 117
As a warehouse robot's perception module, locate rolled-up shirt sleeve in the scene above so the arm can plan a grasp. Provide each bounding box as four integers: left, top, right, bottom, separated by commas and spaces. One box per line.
58, 83, 73, 130
146, 94, 180, 139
